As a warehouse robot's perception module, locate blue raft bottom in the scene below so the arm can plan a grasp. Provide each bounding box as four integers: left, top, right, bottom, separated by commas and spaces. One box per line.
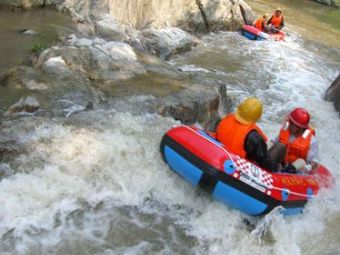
163, 144, 304, 216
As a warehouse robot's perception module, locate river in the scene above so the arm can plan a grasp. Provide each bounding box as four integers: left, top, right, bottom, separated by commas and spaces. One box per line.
0, 6, 75, 74
1, 1, 340, 255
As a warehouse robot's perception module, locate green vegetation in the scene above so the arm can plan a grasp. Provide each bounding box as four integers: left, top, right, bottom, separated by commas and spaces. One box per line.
31, 41, 48, 53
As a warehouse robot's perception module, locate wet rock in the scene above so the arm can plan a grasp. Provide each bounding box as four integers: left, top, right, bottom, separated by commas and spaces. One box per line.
325, 73, 340, 114
89, 41, 145, 81
0, 163, 13, 179
0, 0, 45, 8
311, 0, 339, 7
101, 87, 229, 131
0, 66, 43, 89
6, 96, 40, 115
140, 27, 199, 59
42, 56, 71, 78
95, 14, 129, 41
74, 38, 93, 47
20, 29, 38, 36
24, 80, 48, 91
194, 0, 255, 31
157, 84, 232, 130
35, 39, 145, 82
239, 0, 255, 25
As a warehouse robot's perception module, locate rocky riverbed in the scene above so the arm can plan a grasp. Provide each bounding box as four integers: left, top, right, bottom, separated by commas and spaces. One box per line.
0, 0, 253, 127
1, 1, 340, 254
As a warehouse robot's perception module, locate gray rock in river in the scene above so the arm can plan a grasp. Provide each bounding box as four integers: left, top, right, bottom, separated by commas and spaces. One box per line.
139, 27, 199, 60
6, 96, 40, 115
35, 38, 146, 82
325, 72, 340, 115
95, 15, 130, 41
311, 0, 339, 7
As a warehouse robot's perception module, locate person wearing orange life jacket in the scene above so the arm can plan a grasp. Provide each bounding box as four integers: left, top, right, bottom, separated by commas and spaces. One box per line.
216, 97, 286, 171
274, 107, 319, 173
267, 8, 285, 32
254, 13, 268, 32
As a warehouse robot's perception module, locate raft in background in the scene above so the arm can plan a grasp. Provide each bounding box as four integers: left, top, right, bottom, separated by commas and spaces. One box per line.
160, 125, 333, 216
241, 25, 286, 41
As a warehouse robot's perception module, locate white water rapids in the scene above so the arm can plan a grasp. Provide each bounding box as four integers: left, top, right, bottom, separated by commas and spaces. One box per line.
1, 31, 340, 255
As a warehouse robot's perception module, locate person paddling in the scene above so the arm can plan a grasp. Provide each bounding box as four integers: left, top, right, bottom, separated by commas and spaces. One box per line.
215, 97, 286, 171
267, 8, 284, 33
272, 108, 319, 174
254, 13, 268, 32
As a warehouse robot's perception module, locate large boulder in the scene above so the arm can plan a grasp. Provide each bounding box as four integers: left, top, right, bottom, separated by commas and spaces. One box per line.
140, 27, 199, 59
157, 84, 231, 130
191, 0, 255, 31
89, 41, 145, 81
42, 56, 71, 79
311, 0, 339, 7
95, 15, 130, 41
325, 72, 340, 114
35, 37, 146, 82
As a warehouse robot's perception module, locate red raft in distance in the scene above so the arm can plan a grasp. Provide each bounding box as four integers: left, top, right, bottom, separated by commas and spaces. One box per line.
160, 125, 334, 216
241, 25, 286, 41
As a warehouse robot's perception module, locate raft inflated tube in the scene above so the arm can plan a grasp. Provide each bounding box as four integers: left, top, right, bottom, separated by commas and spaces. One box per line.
160, 125, 334, 216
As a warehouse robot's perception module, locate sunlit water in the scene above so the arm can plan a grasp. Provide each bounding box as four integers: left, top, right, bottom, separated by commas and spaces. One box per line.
1, 5, 340, 255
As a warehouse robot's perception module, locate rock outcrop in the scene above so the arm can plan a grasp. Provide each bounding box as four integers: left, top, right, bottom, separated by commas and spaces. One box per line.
0, 0, 254, 32
0, 0, 241, 129
325, 72, 340, 114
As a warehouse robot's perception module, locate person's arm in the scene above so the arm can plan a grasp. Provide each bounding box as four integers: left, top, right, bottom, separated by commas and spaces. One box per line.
305, 136, 319, 170
278, 17, 285, 30
267, 16, 273, 25
244, 130, 278, 171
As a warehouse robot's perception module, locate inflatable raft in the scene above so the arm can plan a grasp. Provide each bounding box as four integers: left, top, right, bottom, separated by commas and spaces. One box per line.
241, 25, 286, 41
160, 125, 333, 216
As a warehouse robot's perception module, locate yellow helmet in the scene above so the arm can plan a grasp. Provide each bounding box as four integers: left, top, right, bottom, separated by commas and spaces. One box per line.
235, 97, 263, 125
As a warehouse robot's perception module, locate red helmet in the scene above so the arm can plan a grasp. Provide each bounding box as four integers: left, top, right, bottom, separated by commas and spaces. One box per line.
289, 107, 310, 128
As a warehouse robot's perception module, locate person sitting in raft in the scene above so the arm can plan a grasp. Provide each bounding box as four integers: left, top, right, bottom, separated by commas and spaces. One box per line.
267, 8, 284, 33
216, 97, 286, 172
272, 107, 319, 174
254, 13, 268, 32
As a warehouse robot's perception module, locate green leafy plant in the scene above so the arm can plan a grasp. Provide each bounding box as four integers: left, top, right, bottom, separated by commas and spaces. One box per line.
31, 42, 48, 53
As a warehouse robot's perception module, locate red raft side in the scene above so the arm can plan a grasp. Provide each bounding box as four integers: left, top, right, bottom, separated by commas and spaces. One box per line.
270, 30, 286, 41
164, 125, 333, 204
242, 25, 263, 37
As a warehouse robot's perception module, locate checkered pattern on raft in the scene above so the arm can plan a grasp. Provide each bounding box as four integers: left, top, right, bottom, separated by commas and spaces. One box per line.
234, 157, 273, 189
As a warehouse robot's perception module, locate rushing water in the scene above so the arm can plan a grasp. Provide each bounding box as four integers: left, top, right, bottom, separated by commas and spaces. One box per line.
1, 2, 340, 255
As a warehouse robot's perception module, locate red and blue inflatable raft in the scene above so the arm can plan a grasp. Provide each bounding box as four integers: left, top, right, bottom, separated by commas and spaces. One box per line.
241, 25, 286, 41
160, 125, 333, 216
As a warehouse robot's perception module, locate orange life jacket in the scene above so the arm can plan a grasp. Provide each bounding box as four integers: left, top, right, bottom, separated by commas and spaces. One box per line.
254, 18, 265, 31
279, 122, 315, 163
270, 14, 283, 28
216, 114, 268, 158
